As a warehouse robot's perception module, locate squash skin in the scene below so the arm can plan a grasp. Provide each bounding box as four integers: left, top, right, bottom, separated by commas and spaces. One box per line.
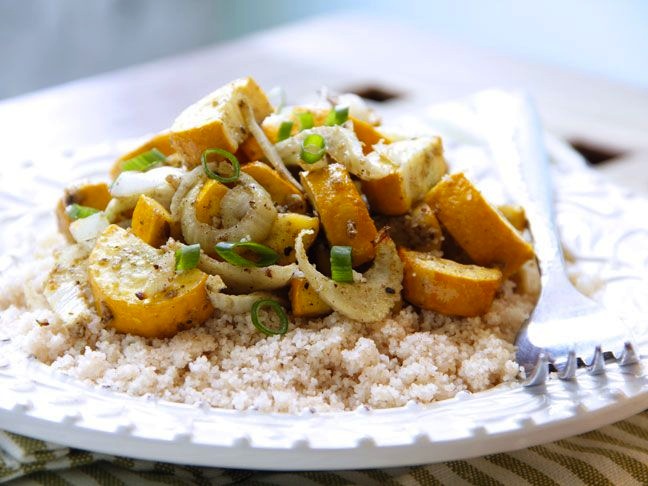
170, 77, 273, 167
131, 195, 174, 248
88, 225, 213, 338
289, 277, 332, 318
399, 249, 502, 317
425, 173, 535, 277
301, 163, 378, 266
56, 182, 112, 241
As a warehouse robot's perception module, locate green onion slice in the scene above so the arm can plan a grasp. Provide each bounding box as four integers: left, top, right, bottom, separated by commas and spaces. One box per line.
330, 245, 353, 283
175, 244, 201, 271
298, 112, 314, 130
214, 241, 279, 267
277, 121, 294, 142
251, 299, 289, 336
300, 134, 326, 164
325, 105, 349, 126
65, 204, 100, 220
122, 148, 166, 172
201, 148, 240, 183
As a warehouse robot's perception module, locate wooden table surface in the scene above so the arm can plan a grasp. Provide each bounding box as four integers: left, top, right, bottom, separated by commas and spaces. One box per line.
1, 13, 647, 189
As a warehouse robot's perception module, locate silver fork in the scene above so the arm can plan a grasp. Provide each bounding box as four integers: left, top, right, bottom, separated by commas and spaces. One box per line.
476, 92, 638, 385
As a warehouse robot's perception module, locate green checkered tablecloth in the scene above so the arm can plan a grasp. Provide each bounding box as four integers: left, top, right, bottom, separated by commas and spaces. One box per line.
2, 411, 648, 485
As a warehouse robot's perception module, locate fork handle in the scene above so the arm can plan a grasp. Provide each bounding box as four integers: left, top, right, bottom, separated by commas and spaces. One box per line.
476, 92, 565, 283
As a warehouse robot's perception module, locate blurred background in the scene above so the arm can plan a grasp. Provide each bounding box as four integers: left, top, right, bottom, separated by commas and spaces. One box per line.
2, 0, 647, 100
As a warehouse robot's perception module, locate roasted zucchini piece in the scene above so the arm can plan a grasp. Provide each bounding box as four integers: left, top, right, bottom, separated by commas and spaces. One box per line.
301, 163, 378, 266
350, 116, 387, 154
110, 131, 174, 179
399, 249, 502, 317
362, 137, 446, 216
263, 213, 319, 265
241, 161, 306, 212
194, 179, 229, 224
131, 195, 174, 247
289, 277, 332, 318
498, 204, 527, 231
88, 225, 213, 338
56, 182, 112, 241
425, 173, 535, 277
170, 77, 273, 167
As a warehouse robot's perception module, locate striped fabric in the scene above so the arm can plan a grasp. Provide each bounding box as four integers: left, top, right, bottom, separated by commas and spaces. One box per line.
2, 411, 648, 485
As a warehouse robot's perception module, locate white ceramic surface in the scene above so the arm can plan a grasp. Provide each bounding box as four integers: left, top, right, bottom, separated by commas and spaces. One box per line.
0, 92, 646, 470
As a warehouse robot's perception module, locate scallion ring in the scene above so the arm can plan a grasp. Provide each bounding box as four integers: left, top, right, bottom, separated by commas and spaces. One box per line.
325, 105, 349, 126
201, 148, 240, 183
300, 134, 326, 164
298, 112, 314, 130
330, 245, 353, 283
65, 204, 100, 220
214, 241, 279, 267
175, 244, 201, 271
277, 121, 294, 142
122, 148, 166, 172
251, 299, 289, 336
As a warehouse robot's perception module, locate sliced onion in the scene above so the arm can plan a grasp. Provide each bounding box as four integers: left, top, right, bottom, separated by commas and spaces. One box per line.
111, 166, 182, 205
294, 229, 403, 322
69, 212, 109, 250
219, 184, 255, 228
102, 198, 133, 223
199, 253, 296, 294
44, 245, 93, 326
205, 275, 282, 314
275, 126, 392, 180
179, 172, 277, 252
336, 93, 380, 125
241, 102, 303, 190
170, 165, 203, 219
106, 166, 184, 221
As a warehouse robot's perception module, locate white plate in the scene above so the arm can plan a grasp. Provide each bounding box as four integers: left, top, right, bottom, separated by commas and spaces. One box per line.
0, 92, 646, 470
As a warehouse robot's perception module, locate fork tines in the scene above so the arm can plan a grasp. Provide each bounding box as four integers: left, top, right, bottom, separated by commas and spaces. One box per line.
524, 341, 639, 387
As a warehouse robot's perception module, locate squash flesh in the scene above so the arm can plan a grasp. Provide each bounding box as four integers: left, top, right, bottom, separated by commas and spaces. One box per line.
88, 225, 213, 338
363, 137, 446, 216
